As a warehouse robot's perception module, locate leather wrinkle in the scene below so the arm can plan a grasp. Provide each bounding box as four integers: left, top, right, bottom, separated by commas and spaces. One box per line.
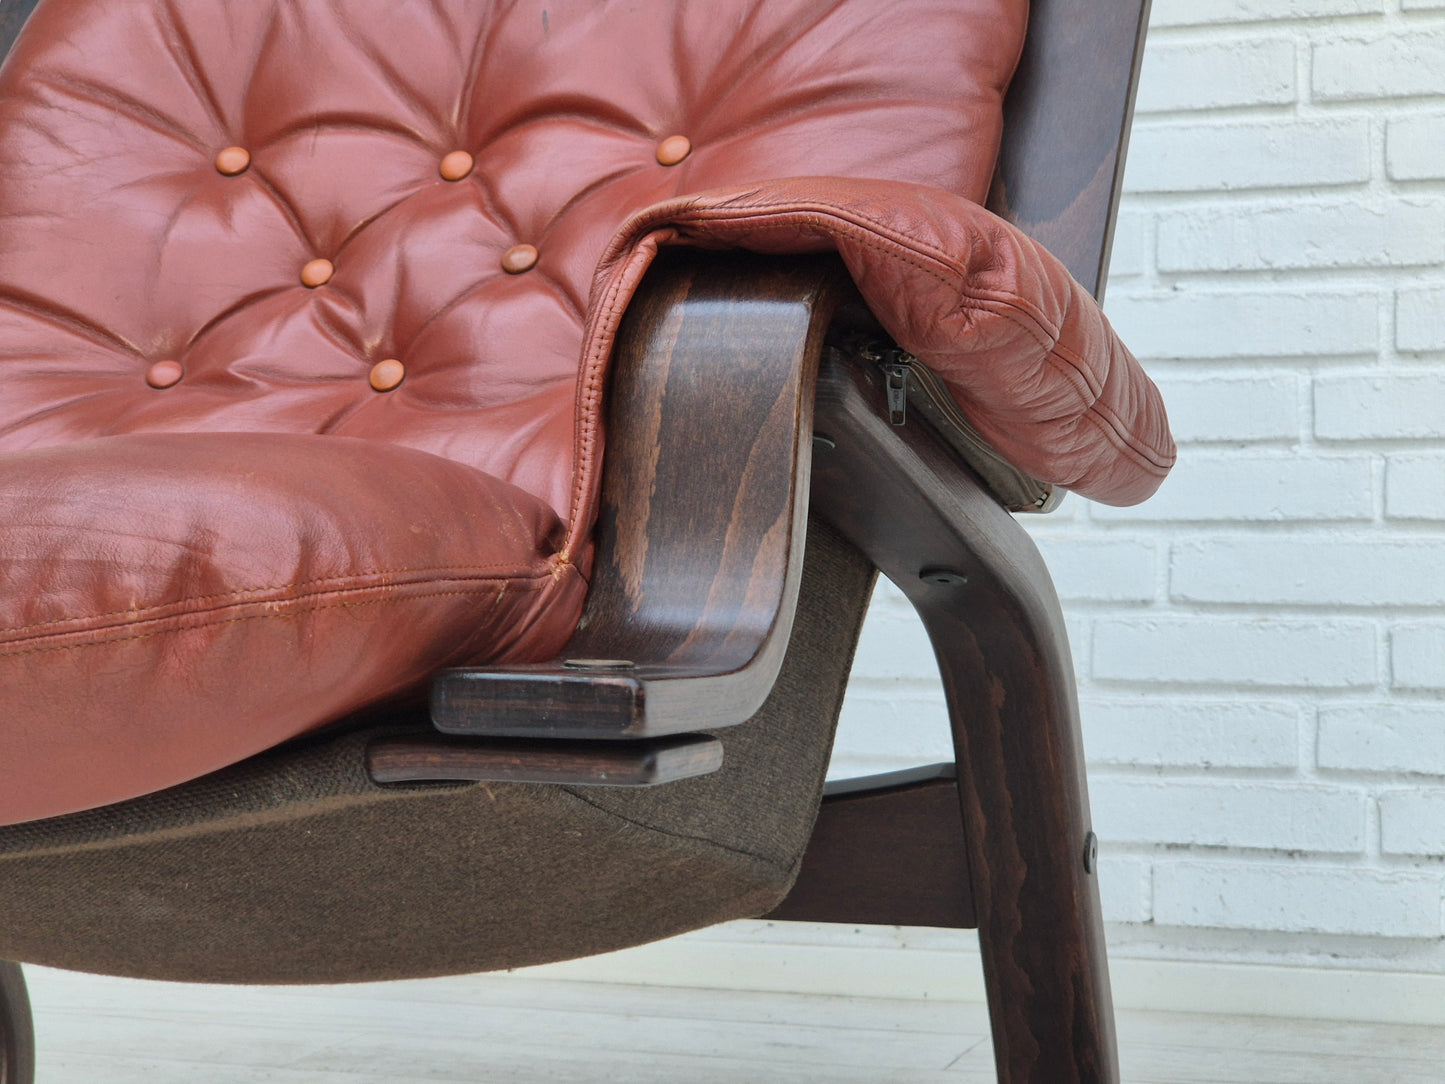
687, 0, 843, 129
0, 579, 558, 661
0, 288, 145, 358
183, 282, 300, 354
236, 167, 315, 253
34, 72, 207, 153
626, 198, 1175, 476
158, 0, 230, 134
333, 20, 450, 131
0, 560, 560, 641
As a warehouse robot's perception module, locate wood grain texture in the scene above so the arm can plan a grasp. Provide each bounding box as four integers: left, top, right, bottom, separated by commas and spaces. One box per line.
365, 733, 722, 787
986, 0, 1152, 301
433, 253, 842, 739
766, 768, 976, 929
0, 961, 33, 1084
811, 351, 1118, 1083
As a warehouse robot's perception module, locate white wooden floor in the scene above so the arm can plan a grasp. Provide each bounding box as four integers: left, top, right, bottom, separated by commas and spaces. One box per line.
19, 965, 1445, 1083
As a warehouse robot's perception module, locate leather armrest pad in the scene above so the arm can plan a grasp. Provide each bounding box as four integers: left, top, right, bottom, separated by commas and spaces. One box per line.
583, 177, 1175, 508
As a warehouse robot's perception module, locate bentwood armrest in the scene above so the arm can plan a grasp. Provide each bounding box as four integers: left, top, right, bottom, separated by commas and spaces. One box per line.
430, 251, 846, 740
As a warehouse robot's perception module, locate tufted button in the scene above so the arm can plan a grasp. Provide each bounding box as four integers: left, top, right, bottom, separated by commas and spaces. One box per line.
501, 243, 539, 274
300, 258, 334, 287
655, 135, 692, 166
214, 146, 251, 176
145, 360, 183, 389
369, 358, 405, 392
439, 150, 474, 181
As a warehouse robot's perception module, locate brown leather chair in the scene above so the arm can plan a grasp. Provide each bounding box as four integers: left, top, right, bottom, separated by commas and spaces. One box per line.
0, 1, 1171, 1081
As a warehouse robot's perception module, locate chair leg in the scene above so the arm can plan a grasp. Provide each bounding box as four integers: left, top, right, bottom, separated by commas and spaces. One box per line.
0, 962, 34, 1084
813, 354, 1118, 1083
912, 573, 1117, 1083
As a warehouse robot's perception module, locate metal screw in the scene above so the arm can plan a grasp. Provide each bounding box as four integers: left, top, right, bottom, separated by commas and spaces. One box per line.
813, 434, 837, 451
1082, 831, 1098, 874
563, 658, 636, 671
919, 567, 968, 587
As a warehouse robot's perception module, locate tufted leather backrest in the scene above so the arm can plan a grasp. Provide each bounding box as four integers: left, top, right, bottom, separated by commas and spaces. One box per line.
0, 0, 1026, 525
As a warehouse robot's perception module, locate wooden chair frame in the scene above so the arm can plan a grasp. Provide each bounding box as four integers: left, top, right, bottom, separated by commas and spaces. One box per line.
0, 0, 1150, 1080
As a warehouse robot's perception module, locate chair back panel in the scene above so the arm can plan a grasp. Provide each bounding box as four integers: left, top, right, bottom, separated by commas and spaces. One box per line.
987, 0, 1152, 299
0, 0, 1027, 523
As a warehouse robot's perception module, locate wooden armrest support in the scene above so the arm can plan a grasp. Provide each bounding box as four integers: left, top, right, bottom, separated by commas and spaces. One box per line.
366, 734, 722, 787
433, 251, 843, 740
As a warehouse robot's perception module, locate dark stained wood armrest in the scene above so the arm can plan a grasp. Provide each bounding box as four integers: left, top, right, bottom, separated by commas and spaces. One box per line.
432, 251, 845, 740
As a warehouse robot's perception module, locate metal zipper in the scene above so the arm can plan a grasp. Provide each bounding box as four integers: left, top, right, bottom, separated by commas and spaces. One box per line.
855, 337, 1063, 513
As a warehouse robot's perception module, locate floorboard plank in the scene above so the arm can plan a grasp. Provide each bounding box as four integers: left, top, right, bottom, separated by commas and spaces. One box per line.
22, 967, 1445, 1082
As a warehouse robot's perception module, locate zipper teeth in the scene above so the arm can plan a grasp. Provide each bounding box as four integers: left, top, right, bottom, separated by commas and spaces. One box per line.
910, 364, 1050, 505
859, 339, 1052, 511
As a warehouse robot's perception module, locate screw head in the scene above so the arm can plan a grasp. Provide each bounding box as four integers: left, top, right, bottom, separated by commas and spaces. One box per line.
919, 567, 968, 587
1083, 831, 1099, 874
813, 434, 837, 451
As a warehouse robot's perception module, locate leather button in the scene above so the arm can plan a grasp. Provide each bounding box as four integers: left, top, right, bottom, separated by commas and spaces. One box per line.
145, 360, 183, 389
439, 150, 474, 181
369, 358, 405, 392
214, 146, 251, 176
501, 243, 538, 274
301, 258, 334, 287
655, 135, 692, 166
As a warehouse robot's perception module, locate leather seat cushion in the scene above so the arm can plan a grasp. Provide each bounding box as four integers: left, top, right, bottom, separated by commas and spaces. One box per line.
0, 432, 583, 826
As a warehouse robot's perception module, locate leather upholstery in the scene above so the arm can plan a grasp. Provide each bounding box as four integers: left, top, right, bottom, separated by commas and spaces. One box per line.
0, 0, 1170, 826
0, 433, 578, 826
593, 179, 1176, 505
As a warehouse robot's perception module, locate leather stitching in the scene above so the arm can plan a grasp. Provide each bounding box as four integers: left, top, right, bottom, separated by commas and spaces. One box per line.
0, 573, 564, 659
0, 559, 559, 639
596, 197, 1175, 482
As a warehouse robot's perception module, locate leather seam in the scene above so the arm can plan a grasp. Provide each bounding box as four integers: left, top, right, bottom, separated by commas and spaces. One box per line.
653, 202, 1174, 466
0, 573, 559, 656
0, 561, 559, 639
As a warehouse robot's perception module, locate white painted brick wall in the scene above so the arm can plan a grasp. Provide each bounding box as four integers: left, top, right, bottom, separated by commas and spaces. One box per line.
831, 0, 1445, 965
1397, 287, 1445, 351
1150, 374, 1300, 443
1091, 779, 1366, 851
1123, 120, 1371, 192
1380, 790, 1445, 855
1156, 200, 1445, 271
1105, 289, 1378, 358
1316, 373, 1445, 439
1392, 622, 1445, 688
1386, 454, 1445, 518
1319, 703, 1445, 774
1135, 40, 1296, 113
1153, 864, 1445, 937
1312, 29, 1445, 100
1171, 538, 1445, 605
1388, 113, 1445, 180
1094, 617, 1377, 686
1089, 453, 1374, 521
1082, 699, 1300, 768
1149, 0, 1381, 25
